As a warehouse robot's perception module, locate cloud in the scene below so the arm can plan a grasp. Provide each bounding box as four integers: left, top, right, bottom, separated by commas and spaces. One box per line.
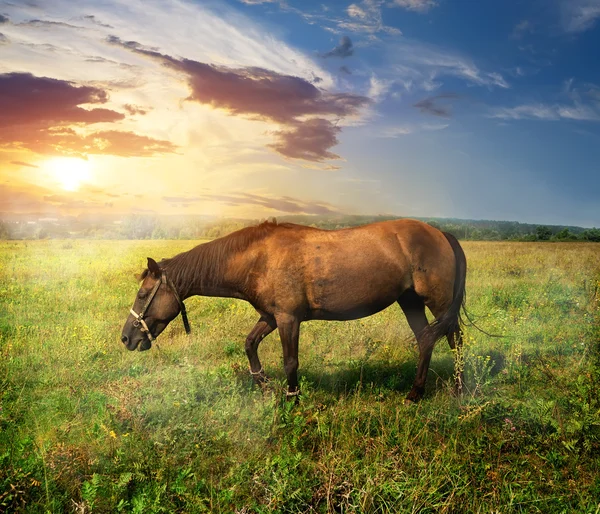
268, 119, 342, 162
8, 128, 177, 157
0, 72, 176, 157
0, 72, 123, 129
379, 122, 448, 137
82, 14, 113, 28
322, 36, 354, 58
162, 196, 202, 203
107, 36, 371, 163
342, 1, 401, 35
413, 93, 458, 117
390, 0, 438, 13
339, 66, 352, 75
0, 184, 104, 214
10, 161, 39, 168
383, 38, 509, 92
0, 33, 7, 44
489, 103, 600, 121
19, 19, 84, 30
336, 0, 437, 35
175, 192, 342, 215
0, 14, 8, 23
561, 0, 600, 32
368, 75, 392, 100
0, 184, 55, 214
511, 20, 534, 39
123, 104, 148, 115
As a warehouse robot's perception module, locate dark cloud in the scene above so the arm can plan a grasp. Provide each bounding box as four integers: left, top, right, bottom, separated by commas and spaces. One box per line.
0, 72, 123, 129
339, 66, 352, 75
0, 73, 176, 157
269, 119, 341, 162
123, 104, 148, 115
83, 15, 113, 28
413, 93, 458, 118
322, 36, 354, 58
0, 14, 9, 23
0, 32, 7, 44
10, 160, 39, 168
21, 19, 83, 30
105, 35, 158, 52
107, 35, 370, 163
176, 192, 340, 215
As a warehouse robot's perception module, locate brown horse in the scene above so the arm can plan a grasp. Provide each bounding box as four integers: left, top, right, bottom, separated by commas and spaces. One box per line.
121, 219, 466, 402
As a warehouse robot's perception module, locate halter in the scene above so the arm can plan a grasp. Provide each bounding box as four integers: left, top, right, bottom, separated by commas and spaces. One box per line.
129, 271, 191, 342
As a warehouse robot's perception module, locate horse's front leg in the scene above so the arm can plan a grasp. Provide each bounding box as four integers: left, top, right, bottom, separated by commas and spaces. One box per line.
245, 314, 277, 387
275, 313, 301, 400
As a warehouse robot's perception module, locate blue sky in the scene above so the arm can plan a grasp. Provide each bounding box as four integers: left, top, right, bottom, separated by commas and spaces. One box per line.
0, 0, 599, 226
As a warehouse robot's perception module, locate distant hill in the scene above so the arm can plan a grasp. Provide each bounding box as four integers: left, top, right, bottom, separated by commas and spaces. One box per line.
0, 212, 599, 242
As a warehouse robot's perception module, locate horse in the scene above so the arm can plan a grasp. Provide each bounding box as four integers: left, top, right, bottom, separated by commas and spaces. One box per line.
120, 218, 467, 402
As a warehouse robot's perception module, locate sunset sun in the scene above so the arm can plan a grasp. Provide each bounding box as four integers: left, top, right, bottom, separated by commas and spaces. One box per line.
45, 157, 92, 191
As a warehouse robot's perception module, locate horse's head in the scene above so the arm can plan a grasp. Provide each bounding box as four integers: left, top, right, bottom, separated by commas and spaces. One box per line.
121, 257, 189, 351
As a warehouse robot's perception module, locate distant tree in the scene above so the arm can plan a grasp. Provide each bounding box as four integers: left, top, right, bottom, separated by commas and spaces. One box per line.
121, 215, 157, 239
536, 226, 552, 241
179, 227, 194, 239
553, 228, 577, 241
0, 221, 10, 240
33, 226, 48, 239
151, 226, 168, 239
581, 228, 600, 242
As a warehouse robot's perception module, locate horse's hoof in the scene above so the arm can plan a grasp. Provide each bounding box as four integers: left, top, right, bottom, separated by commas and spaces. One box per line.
286, 390, 301, 404
404, 398, 415, 406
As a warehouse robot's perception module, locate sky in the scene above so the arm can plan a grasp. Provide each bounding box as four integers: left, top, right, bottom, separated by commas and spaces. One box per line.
0, 0, 599, 227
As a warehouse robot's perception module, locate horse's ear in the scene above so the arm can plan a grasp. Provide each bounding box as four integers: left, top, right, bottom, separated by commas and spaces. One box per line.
147, 257, 161, 278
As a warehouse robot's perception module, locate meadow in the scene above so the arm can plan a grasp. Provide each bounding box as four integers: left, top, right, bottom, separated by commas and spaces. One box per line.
1, 239, 599, 513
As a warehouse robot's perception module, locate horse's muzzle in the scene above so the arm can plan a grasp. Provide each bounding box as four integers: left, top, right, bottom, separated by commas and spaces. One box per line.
121, 334, 151, 351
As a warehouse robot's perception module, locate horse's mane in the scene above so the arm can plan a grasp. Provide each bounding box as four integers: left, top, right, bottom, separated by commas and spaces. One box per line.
142, 220, 298, 295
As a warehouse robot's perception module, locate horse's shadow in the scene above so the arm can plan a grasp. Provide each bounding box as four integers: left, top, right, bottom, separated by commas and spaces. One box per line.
249, 349, 507, 398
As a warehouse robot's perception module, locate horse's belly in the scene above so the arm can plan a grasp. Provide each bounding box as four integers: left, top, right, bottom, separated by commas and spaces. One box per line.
306, 279, 402, 321
306, 300, 396, 321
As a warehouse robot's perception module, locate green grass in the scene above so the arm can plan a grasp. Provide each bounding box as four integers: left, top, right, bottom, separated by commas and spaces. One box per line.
1, 240, 599, 512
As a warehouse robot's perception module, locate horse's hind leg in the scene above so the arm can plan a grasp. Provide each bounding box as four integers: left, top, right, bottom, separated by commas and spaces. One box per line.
398, 290, 431, 403
245, 313, 277, 386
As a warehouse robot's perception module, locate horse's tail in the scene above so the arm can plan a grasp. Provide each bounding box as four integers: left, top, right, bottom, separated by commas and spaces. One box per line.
421, 231, 466, 346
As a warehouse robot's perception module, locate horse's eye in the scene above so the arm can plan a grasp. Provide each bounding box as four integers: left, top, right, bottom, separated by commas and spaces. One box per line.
138, 292, 148, 300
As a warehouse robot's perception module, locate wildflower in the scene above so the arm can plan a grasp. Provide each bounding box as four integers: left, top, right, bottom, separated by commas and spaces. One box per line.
504, 418, 516, 431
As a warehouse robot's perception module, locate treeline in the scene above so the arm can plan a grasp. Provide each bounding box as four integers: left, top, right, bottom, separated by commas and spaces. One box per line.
1, 214, 599, 242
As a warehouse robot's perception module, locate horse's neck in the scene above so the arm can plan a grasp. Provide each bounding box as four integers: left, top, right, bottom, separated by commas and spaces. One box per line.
180, 243, 249, 300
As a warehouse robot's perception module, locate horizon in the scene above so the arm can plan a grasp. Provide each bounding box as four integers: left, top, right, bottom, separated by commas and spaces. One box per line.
1, 0, 599, 227
1, 210, 596, 232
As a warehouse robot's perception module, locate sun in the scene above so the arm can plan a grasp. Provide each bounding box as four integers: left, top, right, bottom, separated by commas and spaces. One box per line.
45, 157, 92, 191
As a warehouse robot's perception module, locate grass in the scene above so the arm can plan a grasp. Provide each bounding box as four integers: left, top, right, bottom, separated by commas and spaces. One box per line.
1, 239, 599, 513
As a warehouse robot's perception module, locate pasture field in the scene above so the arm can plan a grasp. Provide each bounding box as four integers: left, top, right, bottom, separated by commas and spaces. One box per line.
1, 239, 599, 513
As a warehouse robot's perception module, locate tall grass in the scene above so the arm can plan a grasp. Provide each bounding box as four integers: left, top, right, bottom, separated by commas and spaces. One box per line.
1, 240, 599, 512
